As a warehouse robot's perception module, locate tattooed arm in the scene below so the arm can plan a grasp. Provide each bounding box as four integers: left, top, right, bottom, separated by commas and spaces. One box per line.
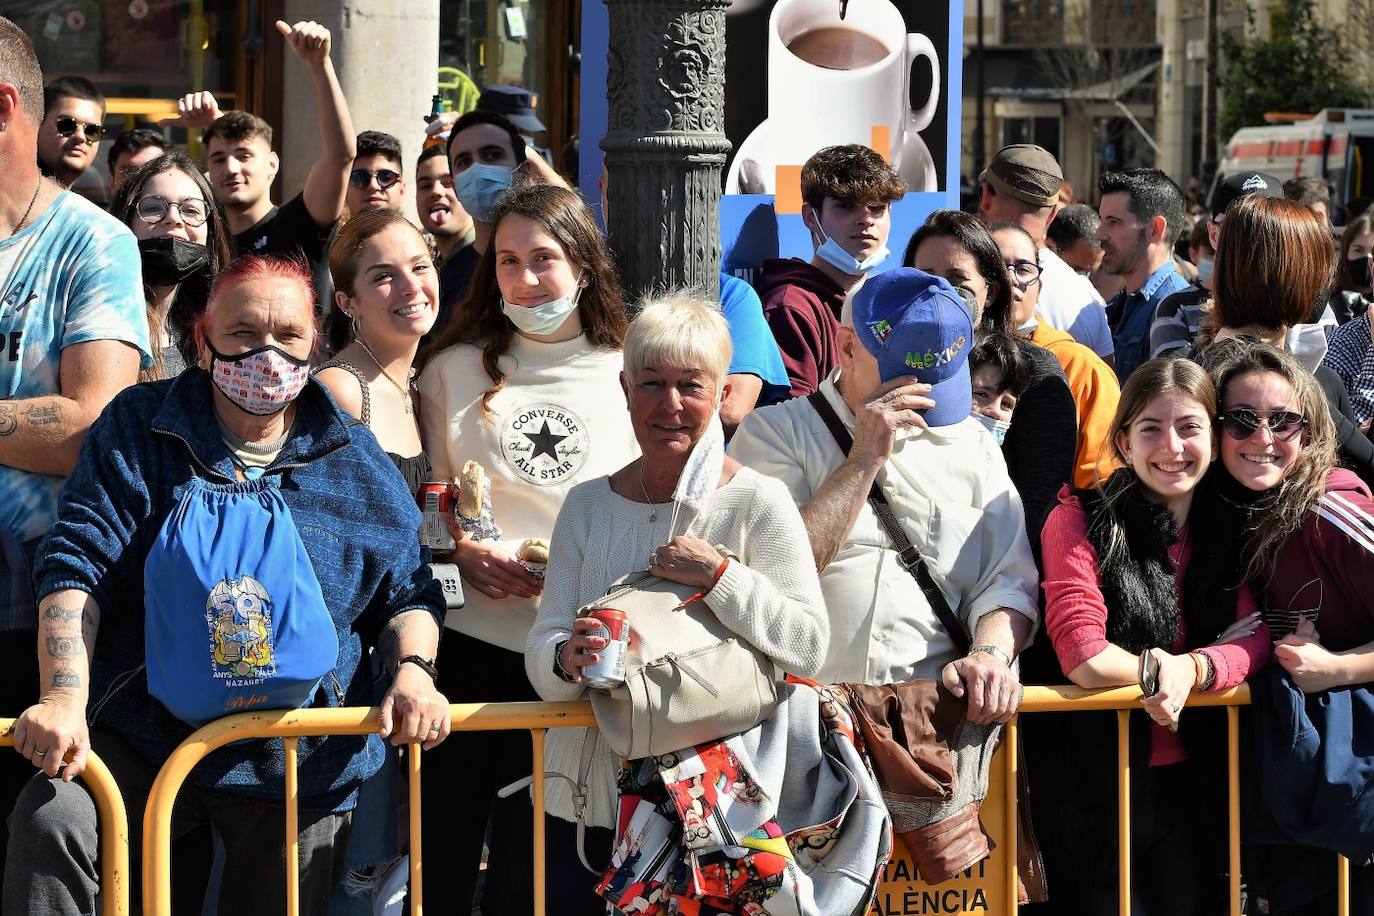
0, 339, 140, 476
376, 610, 448, 750
10, 590, 100, 780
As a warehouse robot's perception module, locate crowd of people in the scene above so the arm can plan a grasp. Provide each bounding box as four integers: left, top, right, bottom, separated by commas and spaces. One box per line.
1, 11, 1373, 916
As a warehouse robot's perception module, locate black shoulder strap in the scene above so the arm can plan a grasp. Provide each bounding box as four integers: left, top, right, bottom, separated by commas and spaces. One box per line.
806, 391, 971, 655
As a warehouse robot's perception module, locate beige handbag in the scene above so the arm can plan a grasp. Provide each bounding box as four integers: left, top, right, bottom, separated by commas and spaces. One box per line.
585, 566, 780, 759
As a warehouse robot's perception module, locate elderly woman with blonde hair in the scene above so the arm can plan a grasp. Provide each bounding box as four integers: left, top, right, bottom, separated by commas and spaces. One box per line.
525, 293, 832, 914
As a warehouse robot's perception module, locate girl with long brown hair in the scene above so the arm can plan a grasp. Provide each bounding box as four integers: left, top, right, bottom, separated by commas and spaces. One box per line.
415, 183, 637, 914
1206, 338, 1374, 914
1034, 357, 1270, 915
316, 209, 436, 493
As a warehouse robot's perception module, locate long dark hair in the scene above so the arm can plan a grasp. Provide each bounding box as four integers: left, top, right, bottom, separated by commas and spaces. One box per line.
111, 152, 233, 379
903, 209, 1012, 334
417, 184, 627, 419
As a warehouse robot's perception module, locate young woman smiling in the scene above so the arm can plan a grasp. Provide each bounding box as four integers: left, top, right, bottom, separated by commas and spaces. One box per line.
1208, 339, 1374, 915
317, 209, 437, 493
414, 184, 637, 914
1035, 357, 1270, 915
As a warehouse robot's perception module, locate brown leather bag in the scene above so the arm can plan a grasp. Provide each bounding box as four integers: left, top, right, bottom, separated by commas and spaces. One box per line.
840, 681, 1047, 902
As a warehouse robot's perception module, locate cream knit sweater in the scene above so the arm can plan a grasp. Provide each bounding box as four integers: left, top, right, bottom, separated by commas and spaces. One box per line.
525, 467, 829, 828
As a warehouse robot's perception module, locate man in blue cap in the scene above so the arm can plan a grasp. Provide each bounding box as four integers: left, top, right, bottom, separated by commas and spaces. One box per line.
732, 268, 1038, 716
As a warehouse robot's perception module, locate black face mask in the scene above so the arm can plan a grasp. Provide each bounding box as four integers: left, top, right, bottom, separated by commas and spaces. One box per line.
138, 237, 210, 287
1348, 254, 1373, 289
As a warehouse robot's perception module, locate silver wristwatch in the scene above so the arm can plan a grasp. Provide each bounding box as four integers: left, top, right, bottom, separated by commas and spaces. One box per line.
969, 644, 1013, 667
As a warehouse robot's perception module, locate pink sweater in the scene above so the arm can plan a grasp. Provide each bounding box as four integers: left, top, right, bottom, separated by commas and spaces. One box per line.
1041, 491, 1271, 765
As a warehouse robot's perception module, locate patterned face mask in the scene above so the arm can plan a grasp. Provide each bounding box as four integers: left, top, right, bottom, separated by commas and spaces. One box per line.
207, 342, 310, 416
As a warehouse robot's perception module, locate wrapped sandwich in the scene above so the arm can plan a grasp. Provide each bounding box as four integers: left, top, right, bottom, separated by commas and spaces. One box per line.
454, 460, 502, 541
518, 538, 549, 580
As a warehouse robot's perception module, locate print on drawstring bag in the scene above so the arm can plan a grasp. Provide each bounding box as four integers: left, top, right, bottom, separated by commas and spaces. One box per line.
143, 476, 338, 726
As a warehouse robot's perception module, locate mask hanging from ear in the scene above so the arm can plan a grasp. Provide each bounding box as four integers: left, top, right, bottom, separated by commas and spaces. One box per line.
807, 214, 888, 276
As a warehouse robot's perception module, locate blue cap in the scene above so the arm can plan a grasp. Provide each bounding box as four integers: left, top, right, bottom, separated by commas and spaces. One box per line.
850, 268, 974, 427
476, 84, 546, 133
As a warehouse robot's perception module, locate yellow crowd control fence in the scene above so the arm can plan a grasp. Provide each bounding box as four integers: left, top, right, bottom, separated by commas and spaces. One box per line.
139, 688, 1353, 916
0, 718, 130, 916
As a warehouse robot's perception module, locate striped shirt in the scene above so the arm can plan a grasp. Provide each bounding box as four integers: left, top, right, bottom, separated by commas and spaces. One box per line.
1259, 470, 1374, 648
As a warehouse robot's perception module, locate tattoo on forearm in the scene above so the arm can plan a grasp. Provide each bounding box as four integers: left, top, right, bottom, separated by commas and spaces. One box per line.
23, 404, 60, 427
0, 403, 15, 437
380, 617, 408, 660
51, 668, 81, 689
42, 605, 86, 623
45, 635, 80, 659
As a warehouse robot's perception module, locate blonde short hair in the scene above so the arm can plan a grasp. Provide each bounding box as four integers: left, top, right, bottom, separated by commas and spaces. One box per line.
624, 292, 733, 388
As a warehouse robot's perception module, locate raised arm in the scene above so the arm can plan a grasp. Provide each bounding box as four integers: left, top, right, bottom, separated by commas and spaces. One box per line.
276, 19, 357, 227
0, 339, 140, 476
11, 590, 100, 781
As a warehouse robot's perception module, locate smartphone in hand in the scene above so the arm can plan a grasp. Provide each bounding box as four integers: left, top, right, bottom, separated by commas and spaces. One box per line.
1138, 650, 1161, 697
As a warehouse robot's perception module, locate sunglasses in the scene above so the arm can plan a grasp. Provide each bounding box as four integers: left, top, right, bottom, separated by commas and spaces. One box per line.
1218, 408, 1307, 442
135, 195, 209, 228
54, 115, 105, 143
348, 168, 401, 190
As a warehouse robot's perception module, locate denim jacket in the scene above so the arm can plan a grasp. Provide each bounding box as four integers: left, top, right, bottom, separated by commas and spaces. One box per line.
1105, 260, 1191, 382
35, 369, 444, 811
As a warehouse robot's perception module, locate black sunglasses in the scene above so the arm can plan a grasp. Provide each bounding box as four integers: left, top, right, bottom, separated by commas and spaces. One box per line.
54, 115, 105, 142
1218, 408, 1307, 442
348, 168, 401, 190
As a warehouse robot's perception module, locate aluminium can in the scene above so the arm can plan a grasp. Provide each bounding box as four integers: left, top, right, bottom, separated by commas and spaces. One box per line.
418, 481, 457, 552
582, 607, 629, 689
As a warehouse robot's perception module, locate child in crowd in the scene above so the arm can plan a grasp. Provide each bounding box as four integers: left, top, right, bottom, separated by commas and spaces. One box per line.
969, 333, 1027, 441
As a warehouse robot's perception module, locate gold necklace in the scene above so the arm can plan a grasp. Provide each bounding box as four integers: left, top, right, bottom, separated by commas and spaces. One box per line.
355, 337, 413, 414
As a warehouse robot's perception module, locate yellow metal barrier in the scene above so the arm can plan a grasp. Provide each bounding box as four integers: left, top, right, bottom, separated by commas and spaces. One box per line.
141, 689, 1352, 916
141, 702, 596, 916
0, 718, 130, 916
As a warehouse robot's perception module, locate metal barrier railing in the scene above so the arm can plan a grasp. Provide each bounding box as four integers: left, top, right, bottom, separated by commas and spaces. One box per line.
141, 702, 596, 916
140, 688, 1351, 916
1008, 684, 1350, 916
0, 718, 130, 916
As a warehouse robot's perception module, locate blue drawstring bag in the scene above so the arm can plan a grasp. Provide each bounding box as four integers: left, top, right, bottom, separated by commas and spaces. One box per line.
144, 477, 339, 726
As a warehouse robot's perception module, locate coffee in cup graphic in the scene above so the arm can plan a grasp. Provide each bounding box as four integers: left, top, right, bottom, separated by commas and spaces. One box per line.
725, 0, 941, 195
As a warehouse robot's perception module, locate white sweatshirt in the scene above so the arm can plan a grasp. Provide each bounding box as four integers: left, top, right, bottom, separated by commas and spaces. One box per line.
417, 333, 640, 651
525, 468, 829, 828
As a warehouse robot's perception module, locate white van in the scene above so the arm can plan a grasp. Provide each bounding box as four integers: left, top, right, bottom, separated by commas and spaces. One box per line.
1212, 109, 1374, 217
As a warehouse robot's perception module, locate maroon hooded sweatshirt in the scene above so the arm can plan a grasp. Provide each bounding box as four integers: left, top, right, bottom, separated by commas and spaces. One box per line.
757, 257, 848, 398
1261, 469, 1374, 650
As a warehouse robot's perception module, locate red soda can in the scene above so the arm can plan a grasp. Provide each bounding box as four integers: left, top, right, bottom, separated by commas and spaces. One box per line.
583, 608, 629, 689
418, 481, 456, 551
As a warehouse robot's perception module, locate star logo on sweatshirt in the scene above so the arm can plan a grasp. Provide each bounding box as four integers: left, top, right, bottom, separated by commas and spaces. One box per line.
522, 420, 568, 462
500, 403, 589, 486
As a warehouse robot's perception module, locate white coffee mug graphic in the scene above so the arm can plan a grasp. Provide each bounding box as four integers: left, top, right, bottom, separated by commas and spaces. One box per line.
767, 0, 940, 177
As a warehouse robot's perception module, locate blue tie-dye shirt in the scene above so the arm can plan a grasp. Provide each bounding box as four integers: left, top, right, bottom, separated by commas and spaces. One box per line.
0, 191, 150, 546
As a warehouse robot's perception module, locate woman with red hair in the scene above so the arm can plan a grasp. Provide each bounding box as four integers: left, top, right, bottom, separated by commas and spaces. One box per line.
5, 255, 449, 916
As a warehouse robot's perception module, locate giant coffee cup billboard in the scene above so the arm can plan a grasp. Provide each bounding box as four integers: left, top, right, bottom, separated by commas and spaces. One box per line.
581, 0, 961, 283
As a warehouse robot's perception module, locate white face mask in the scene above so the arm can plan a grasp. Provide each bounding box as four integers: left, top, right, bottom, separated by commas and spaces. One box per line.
501, 274, 584, 336
972, 411, 1011, 445
808, 217, 888, 276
